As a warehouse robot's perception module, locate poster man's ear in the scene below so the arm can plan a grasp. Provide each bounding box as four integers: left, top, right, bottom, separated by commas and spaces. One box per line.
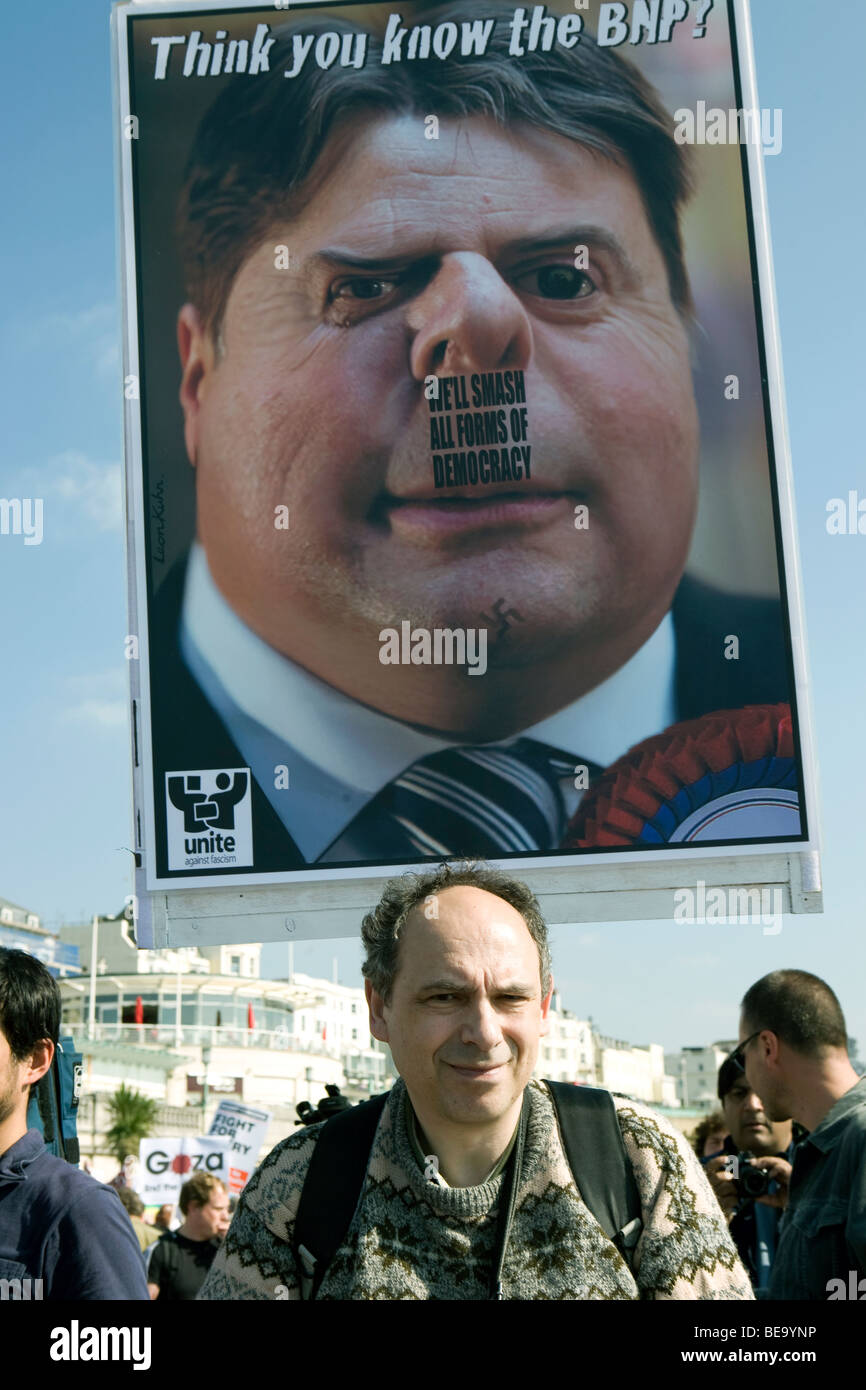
177, 303, 214, 468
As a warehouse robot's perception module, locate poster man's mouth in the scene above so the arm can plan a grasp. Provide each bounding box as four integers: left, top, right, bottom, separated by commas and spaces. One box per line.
378, 490, 577, 536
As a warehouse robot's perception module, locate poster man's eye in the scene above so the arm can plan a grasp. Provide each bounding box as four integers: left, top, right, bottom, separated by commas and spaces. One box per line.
331, 277, 397, 302
516, 265, 597, 300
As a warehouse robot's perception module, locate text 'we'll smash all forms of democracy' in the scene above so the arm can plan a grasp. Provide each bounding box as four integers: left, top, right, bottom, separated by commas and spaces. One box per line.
428, 371, 532, 491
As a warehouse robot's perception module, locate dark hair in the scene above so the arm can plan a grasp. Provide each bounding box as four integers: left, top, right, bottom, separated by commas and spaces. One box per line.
361, 860, 552, 1005
717, 1057, 742, 1101
178, 1171, 226, 1215
0, 948, 61, 1062
741, 970, 848, 1058
178, 1, 693, 344
116, 1187, 146, 1218
690, 1108, 727, 1158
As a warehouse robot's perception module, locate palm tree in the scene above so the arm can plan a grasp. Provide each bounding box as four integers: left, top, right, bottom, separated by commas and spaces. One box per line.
105, 1084, 159, 1164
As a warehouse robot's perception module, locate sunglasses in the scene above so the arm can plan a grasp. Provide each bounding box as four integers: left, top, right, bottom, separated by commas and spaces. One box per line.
727, 1028, 765, 1073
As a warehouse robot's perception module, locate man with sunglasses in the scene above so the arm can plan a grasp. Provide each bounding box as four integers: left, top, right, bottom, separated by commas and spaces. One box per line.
737, 970, 866, 1300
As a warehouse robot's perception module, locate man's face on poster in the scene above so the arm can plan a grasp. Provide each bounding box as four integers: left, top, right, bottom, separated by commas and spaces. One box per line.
179, 113, 699, 734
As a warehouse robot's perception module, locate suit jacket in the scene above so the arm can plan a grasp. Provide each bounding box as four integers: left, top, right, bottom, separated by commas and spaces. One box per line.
148, 557, 792, 876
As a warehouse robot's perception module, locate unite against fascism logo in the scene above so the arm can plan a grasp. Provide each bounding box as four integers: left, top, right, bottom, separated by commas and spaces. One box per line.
165, 768, 254, 870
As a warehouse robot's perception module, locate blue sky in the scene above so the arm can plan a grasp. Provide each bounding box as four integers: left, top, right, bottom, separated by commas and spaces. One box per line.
1, 1, 863, 1053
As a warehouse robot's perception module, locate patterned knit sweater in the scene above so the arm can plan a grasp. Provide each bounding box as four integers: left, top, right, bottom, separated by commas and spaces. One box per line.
199, 1079, 753, 1300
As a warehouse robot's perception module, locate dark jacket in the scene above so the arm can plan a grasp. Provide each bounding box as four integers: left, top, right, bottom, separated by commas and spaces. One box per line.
0, 1130, 149, 1300
147, 558, 792, 875
769, 1077, 866, 1300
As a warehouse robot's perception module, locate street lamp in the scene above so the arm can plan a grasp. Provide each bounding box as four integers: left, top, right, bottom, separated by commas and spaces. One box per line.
87, 915, 99, 1040
201, 1041, 212, 1128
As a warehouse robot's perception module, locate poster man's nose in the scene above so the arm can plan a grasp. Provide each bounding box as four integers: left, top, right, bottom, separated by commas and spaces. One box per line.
409, 252, 533, 380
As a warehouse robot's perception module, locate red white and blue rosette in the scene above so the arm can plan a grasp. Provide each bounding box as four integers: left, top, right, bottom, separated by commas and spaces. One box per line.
563, 704, 800, 848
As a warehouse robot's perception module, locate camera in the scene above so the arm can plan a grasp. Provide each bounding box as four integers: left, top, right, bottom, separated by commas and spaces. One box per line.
731, 1151, 771, 1200
295, 1084, 353, 1127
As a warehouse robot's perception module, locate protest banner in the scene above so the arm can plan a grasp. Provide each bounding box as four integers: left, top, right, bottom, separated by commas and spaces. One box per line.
208, 1099, 272, 1191
112, 0, 821, 944
137, 1135, 230, 1207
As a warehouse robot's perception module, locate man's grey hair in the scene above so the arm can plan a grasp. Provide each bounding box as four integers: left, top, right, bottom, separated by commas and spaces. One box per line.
361, 861, 552, 1006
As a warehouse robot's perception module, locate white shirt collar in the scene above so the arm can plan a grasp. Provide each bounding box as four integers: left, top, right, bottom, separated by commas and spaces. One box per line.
181, 542, 676, 796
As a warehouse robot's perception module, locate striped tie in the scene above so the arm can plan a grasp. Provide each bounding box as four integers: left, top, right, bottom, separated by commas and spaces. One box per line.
319, 740, 602, 862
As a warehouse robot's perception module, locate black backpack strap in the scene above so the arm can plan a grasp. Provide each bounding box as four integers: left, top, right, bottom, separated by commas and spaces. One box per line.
292, 1091, 389, 1299
149, 1230, 179, 1290
546, 1081, 643, 1268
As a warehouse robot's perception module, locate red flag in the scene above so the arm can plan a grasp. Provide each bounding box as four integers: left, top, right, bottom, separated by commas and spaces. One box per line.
322, 1024, 327, 1042
134, 995, 144, 1025
247, 1002, 255, 1030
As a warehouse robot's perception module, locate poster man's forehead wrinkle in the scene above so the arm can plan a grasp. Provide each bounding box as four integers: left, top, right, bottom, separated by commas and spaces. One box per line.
114, 0, 816, 891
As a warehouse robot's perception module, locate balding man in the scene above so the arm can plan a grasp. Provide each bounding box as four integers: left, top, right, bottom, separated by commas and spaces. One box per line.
200, 863, 751, 1300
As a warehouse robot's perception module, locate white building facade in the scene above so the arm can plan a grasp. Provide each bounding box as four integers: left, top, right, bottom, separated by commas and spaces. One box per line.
535, 1003, 597, 1085
57, 917, 390, 1172
0, 894, 80, 977
663, 1043, 738, 1110
55, 914, 697, 1181
595, 1037, 679, 1107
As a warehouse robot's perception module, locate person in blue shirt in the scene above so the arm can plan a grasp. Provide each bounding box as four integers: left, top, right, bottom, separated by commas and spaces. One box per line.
0, 948, 149, 1300
703, 1056, 795, 1293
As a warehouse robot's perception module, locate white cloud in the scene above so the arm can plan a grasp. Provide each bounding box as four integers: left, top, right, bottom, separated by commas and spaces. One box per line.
21, 301, 120, 382
51, 451, 123, 532
65, 669, 127, 698
678, 954, 724, 971
63, 669, 128, 731
95, 338, 121, 380
67, 699, 128, 730
11, 452, 123, 535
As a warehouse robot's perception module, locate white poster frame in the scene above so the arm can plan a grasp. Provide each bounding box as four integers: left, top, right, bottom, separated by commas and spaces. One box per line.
112, 0, 823, 945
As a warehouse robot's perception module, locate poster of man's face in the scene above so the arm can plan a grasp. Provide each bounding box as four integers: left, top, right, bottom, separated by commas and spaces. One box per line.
116, 0, 812, 887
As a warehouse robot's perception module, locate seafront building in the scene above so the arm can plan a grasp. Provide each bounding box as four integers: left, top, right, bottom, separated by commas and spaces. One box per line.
0, 904, 697, 1175
0, 895, 80, 977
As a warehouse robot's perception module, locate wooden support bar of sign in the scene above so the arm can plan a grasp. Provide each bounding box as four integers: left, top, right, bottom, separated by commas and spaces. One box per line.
136, 851, 822, 948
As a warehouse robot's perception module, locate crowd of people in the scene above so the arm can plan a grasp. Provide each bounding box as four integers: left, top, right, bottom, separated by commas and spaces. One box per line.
1, 863, 864, 1301
685, 972, 865, 1300
109, 1177, 234, 1299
